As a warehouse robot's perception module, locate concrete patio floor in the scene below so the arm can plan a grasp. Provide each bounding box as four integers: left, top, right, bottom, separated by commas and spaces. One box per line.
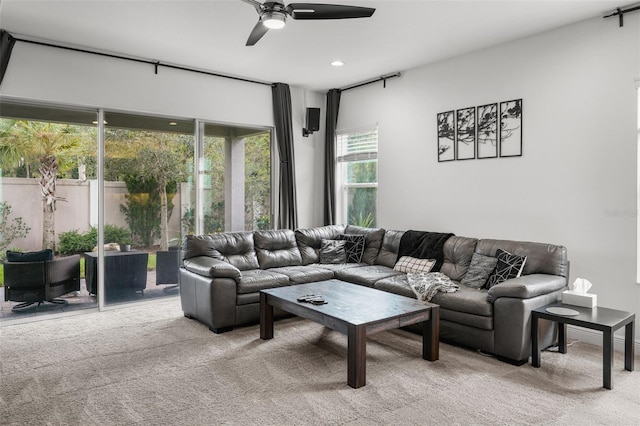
0, 270, 179, 322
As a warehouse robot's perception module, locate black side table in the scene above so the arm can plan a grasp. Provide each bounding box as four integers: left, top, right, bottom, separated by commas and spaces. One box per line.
531, 302, 635, 389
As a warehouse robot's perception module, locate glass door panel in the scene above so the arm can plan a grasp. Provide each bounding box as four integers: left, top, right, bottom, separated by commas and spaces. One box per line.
201, 123, 271, 233
103, 112, 194, 305
0, 100, 98, 319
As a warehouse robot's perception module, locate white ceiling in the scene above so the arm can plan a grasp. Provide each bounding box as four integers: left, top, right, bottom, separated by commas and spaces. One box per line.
0, 0, 633, 91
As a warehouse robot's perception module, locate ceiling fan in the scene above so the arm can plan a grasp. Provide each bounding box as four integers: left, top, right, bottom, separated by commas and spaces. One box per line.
240, 0, 376, 46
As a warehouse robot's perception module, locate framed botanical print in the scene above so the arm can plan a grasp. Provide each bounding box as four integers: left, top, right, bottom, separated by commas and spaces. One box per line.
499, 99, 522, 157
456, 107, 475, 160
437, 110, 455, 162
476, 103, 498, 159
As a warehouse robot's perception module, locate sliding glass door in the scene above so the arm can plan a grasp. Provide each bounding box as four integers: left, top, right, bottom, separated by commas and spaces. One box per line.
0, 100, 99, 316
0, 99, 273, 319
102, 112, 195, 305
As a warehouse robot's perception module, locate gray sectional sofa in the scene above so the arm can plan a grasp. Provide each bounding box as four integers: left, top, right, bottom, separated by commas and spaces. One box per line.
180, 225, 568, 365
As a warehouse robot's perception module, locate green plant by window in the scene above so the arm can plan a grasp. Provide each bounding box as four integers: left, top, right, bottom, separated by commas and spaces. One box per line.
0, 201, 31, 260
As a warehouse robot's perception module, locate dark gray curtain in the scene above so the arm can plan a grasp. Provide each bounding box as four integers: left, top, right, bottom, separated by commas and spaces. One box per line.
0, 30, 16, 87
323, 89, 341, 225
272, 83, 298, 230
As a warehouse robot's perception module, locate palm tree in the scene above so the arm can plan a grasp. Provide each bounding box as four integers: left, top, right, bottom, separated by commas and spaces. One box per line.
0, 120, 81, 251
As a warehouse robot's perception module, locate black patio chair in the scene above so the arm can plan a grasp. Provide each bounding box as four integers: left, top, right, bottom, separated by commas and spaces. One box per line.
3, 251, 81, 312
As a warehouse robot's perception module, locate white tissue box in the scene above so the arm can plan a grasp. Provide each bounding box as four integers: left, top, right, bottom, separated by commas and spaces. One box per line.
562, 290, 597, 308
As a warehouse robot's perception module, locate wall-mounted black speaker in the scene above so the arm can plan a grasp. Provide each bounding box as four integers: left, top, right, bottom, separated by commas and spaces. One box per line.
303, 107, 321, 137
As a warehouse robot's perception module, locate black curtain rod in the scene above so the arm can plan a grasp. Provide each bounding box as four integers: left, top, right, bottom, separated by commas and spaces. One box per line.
603, 4, 640, 27
11, 35, 272, 87
340, 72, 401, 92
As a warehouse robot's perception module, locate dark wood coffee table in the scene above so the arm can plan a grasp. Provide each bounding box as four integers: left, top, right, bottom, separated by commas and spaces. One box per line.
260, 279, 439, 388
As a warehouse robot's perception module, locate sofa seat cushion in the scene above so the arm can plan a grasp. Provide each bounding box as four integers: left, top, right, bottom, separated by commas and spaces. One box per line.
236, 269, 291, 294
267, 266, 334, 284
374, 275, 416, 298
375, 275, 493, 319
431, 285, 493, 318
335, 265, 403, 288
310, 263, 362, 272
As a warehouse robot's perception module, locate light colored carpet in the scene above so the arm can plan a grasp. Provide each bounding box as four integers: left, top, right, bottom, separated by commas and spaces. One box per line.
1, 298, 639, 425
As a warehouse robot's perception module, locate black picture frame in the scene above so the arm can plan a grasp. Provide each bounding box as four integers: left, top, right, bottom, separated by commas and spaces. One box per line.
456, 107, 476, 160
499, 99, 522, 157
437, 110, 455, 162
476, 103, 498, 159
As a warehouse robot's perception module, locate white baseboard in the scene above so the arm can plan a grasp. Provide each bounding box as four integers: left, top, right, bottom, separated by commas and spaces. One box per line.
567, 325, 640, 353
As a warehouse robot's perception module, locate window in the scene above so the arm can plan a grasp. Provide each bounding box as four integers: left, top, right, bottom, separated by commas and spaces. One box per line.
201, 123, 272, 233
336, 126, 378, 227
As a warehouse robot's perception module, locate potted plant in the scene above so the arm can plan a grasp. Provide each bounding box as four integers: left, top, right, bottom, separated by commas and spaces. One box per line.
119, 237, 133, 252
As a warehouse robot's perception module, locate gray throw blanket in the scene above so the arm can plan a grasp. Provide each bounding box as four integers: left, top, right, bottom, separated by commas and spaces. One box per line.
407, 272, 459, 302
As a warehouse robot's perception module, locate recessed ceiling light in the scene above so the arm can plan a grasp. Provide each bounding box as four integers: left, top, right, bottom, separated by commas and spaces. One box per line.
169, 122, 178, 126
92, 120, 107, 125
331, 60, 345, 67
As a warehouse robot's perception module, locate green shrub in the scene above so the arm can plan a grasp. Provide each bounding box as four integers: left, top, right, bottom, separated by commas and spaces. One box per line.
104, 224, 131, 244
0, 201, 31, 259
58, 224, 131, 254
58, 229, 93, 254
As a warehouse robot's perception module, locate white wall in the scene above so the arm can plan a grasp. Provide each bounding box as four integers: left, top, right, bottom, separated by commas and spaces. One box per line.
0, 41, 323, 229
1, 42, 273, 126
290, 87, 326, 228
338, 16, 640, 338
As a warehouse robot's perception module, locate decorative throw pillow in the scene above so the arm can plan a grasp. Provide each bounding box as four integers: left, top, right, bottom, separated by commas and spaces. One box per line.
319, 239, 347, 264
407, 272, 458, 302
6, 249, 53, 262
338, 234, 366, 263
461, 253, 499, 289
484, 249, 527, 289
394, 256, 436, 274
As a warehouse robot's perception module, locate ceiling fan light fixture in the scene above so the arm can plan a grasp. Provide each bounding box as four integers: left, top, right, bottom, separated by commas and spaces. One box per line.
262, 11, 286, 29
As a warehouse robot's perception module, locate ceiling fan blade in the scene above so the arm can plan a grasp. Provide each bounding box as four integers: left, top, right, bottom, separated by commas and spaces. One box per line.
285, 3, 375, 20
246, 21, 269, 46
240, 0, 264, 14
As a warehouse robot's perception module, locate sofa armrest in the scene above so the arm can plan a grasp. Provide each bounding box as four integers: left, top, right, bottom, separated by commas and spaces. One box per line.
487, 274, 567, 303
183, 256, 242, 283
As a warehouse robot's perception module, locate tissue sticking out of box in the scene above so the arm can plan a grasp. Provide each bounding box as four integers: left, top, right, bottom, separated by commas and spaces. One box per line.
563, 278, 597, 308
570, 278, 592, 293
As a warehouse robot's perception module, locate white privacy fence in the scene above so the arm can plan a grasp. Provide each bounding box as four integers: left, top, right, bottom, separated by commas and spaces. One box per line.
0, 177, 184, 252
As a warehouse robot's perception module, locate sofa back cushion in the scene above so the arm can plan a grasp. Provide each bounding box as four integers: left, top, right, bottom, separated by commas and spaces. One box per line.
294, 225, 346, 265
344, 225, 385, 265
375, 230, 405, 267
474, 239, 568, 277
182, 233, 259, 271
254, 229, 302, 269
441, 236, 478, 281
